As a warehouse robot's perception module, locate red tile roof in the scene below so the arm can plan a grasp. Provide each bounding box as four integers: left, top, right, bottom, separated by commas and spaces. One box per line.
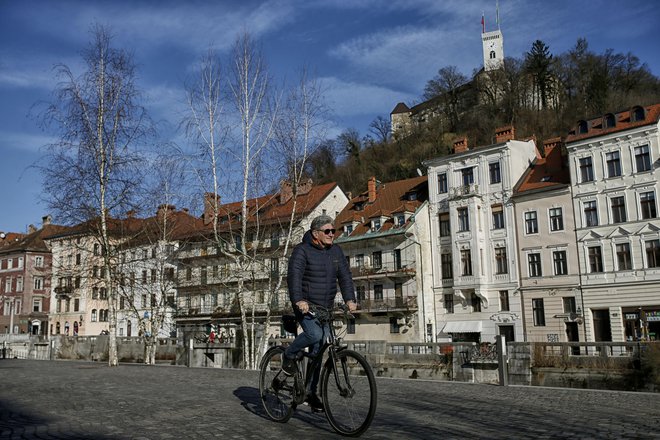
0, 225, 68, 254
565, 104, 660, 143
513, 141, 570, 195
335, 176, 428, 238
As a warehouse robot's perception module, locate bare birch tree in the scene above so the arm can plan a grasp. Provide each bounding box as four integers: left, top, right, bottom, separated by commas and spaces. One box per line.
39, 24, 150, 366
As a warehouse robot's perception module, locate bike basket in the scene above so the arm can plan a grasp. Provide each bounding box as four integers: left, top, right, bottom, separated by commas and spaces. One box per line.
282, 315, 298, 334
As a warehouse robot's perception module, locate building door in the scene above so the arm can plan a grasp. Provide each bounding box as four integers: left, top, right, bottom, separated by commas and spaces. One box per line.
498, 325, 515, 344
565, 322, 580, 355
592, 309, 612, 342
395, 283, 403, 307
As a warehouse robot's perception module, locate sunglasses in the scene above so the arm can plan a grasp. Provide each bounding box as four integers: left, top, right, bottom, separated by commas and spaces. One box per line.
317, 228, 336, 235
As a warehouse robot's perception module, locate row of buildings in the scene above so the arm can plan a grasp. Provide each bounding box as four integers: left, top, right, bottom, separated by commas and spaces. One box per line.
2, 103, 659, 348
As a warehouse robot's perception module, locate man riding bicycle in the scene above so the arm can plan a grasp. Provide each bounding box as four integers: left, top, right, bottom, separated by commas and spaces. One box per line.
282, 214, 357, 412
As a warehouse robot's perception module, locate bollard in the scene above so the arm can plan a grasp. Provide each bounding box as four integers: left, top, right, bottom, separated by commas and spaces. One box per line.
188, 338, 194, 367
496, 334, 509, 386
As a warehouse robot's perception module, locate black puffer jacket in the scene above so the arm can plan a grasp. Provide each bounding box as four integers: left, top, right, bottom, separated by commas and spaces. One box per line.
287, 230, 356, 309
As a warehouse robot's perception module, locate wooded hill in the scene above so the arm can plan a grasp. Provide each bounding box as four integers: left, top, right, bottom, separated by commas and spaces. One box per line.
307, 38, 660, 196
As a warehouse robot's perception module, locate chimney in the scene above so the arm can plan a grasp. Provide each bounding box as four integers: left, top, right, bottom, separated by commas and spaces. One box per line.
28, 224, 37, 234
453, 137, 468, 153
157, 204, 176, 219
126, 210, 136, 219
42, 215, 52, 226
182, 208, 189, 214
279, 181, 293, 204
495, 125, 516, 143
203, 193, 221, 225
543, 137, 564, 169
368, 177, 377, 203
298, 178, 313, 195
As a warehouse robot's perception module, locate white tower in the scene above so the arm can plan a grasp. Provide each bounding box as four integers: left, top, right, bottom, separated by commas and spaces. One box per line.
481, 7, 504, 71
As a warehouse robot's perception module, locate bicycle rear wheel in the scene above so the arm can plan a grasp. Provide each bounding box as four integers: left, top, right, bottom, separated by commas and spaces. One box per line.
259, 346, 295, 422
321, 349, 377, 437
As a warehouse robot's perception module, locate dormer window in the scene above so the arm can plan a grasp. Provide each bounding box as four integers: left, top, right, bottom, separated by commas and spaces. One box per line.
577, 120, 588, 134
632, 106, 645, 122
344, 224, 353, 236
406, 192, 417, 201
354, 202, 365, 211
395, 214, 406, 227
371, 218, 381, 232
603, 113, 616, 129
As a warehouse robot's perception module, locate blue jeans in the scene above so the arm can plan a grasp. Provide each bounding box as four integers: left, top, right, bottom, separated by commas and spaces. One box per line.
284, 313, 329, 394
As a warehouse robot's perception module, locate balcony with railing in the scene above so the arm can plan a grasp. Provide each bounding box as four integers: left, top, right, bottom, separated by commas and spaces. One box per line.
448, 184, 480, 200
355, 295, 418, 314
174, 298, 290, 319
350, 261, 416, 280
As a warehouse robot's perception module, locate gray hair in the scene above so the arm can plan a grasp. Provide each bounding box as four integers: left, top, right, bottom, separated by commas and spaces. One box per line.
310, 214, 334, 231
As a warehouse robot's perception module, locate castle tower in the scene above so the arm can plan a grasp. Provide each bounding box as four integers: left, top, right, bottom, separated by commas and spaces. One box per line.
481, 6, 504, 71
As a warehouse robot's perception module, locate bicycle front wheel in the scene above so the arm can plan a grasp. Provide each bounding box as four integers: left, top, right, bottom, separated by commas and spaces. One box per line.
259, 346, 295, 423
321, 349, 377, 437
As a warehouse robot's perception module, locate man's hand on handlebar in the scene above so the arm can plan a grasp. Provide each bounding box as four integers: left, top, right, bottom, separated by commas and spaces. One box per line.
296, 300, 309, 314
346, 300, 357, 312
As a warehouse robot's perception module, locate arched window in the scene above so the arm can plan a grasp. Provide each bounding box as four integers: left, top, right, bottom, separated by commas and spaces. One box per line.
604, 113, 616, 128
91, 309, 97, 322
490, 50, 496, 59
577, 120, 588, 134
632, 106, 645, 122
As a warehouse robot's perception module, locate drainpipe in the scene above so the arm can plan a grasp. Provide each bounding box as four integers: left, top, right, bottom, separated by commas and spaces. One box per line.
569, 183, 588, 351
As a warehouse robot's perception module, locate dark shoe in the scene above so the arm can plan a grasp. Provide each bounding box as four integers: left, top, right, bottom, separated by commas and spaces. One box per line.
305, 393, 324, 412
281, 355, 297, 376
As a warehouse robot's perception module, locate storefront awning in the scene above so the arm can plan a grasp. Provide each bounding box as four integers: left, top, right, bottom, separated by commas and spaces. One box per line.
442, 321, 482, 333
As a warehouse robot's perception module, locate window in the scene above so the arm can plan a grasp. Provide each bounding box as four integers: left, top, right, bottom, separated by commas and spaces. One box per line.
74, 298, 79, 312
584, 201, 599, 227
344, 224, 353, 236
141, 270, 147, 284
33, 277, 43, 290
461, 167, 474, 185
458, 208, 469, 232
471, 293, 481, 312
577, 120, 588, 134
603, 113, 616, 128
563, 297, 577, 314
439, 213, 451, 237
532, 299, 546, 326
437, 173, 448, 194
99, 288, 107, 300
499, 290, 510, 312
525, 211, 538, 234
495, 247, 507, 274
640, 192, 657, 219
528, 253, 542, 277
489, 161, 501, 184
356, 285, 366, 301
616, 243, 632, 270
347, 319, 356, 334
151, 269, 157, 283
270, 258, 279, 276
606, 151, 621, 177
91, 309, 97, 322
389, 317, 400, 334
165, 267, 175, 281
92, 287, 98, 299
17, 257, 23, 269
355, 254, 364, 267
200, 267, 207, 285
395, 214, 405, 227
372, 251, 382, 269
610, 196, 627, 223
4, 276, 12, 292
35, 256, 44, 268
444, 294, 454, 313
16, 276, 23, 292
460, 250, 472, 276
588, 246, 603, 273
186, 267, 192, 281
635, 145, 651, 172
645, 239, 660, 268
393, 249, 402, 270
374, 284, 383, 301
93, 243, 100, 255
579, 157, 594, 182
371, 218, 381, 232
441, 253, 453, 279
553, 250, 567, 275
492, 205, 504, 229
549, 207, 564, 231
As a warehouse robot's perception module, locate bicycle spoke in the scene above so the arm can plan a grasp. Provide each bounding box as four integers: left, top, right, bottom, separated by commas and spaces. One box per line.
259, 347, 295, 423
322, 350, 377, 436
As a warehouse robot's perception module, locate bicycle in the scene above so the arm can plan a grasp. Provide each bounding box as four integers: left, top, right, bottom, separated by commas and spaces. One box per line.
259, 304, 377, 437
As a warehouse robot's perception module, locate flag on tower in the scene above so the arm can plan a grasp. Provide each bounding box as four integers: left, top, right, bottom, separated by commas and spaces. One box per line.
481, 12, 485, 33
496, 0, 500, 29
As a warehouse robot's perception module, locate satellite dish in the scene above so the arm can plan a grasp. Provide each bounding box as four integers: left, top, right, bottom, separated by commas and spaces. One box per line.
416, 168, 423, 176
0, 232, 6, 239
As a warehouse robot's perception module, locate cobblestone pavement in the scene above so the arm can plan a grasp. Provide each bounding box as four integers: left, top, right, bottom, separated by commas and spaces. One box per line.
1, 359, 659, 439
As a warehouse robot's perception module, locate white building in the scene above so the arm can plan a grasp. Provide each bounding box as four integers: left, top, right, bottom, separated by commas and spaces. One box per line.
425, 126, 539, 343
565, 104, 660, 342
335, 176, 434, 344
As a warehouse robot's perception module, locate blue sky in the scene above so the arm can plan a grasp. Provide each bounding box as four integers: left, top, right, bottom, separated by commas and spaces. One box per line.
1, 0, 658, 233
